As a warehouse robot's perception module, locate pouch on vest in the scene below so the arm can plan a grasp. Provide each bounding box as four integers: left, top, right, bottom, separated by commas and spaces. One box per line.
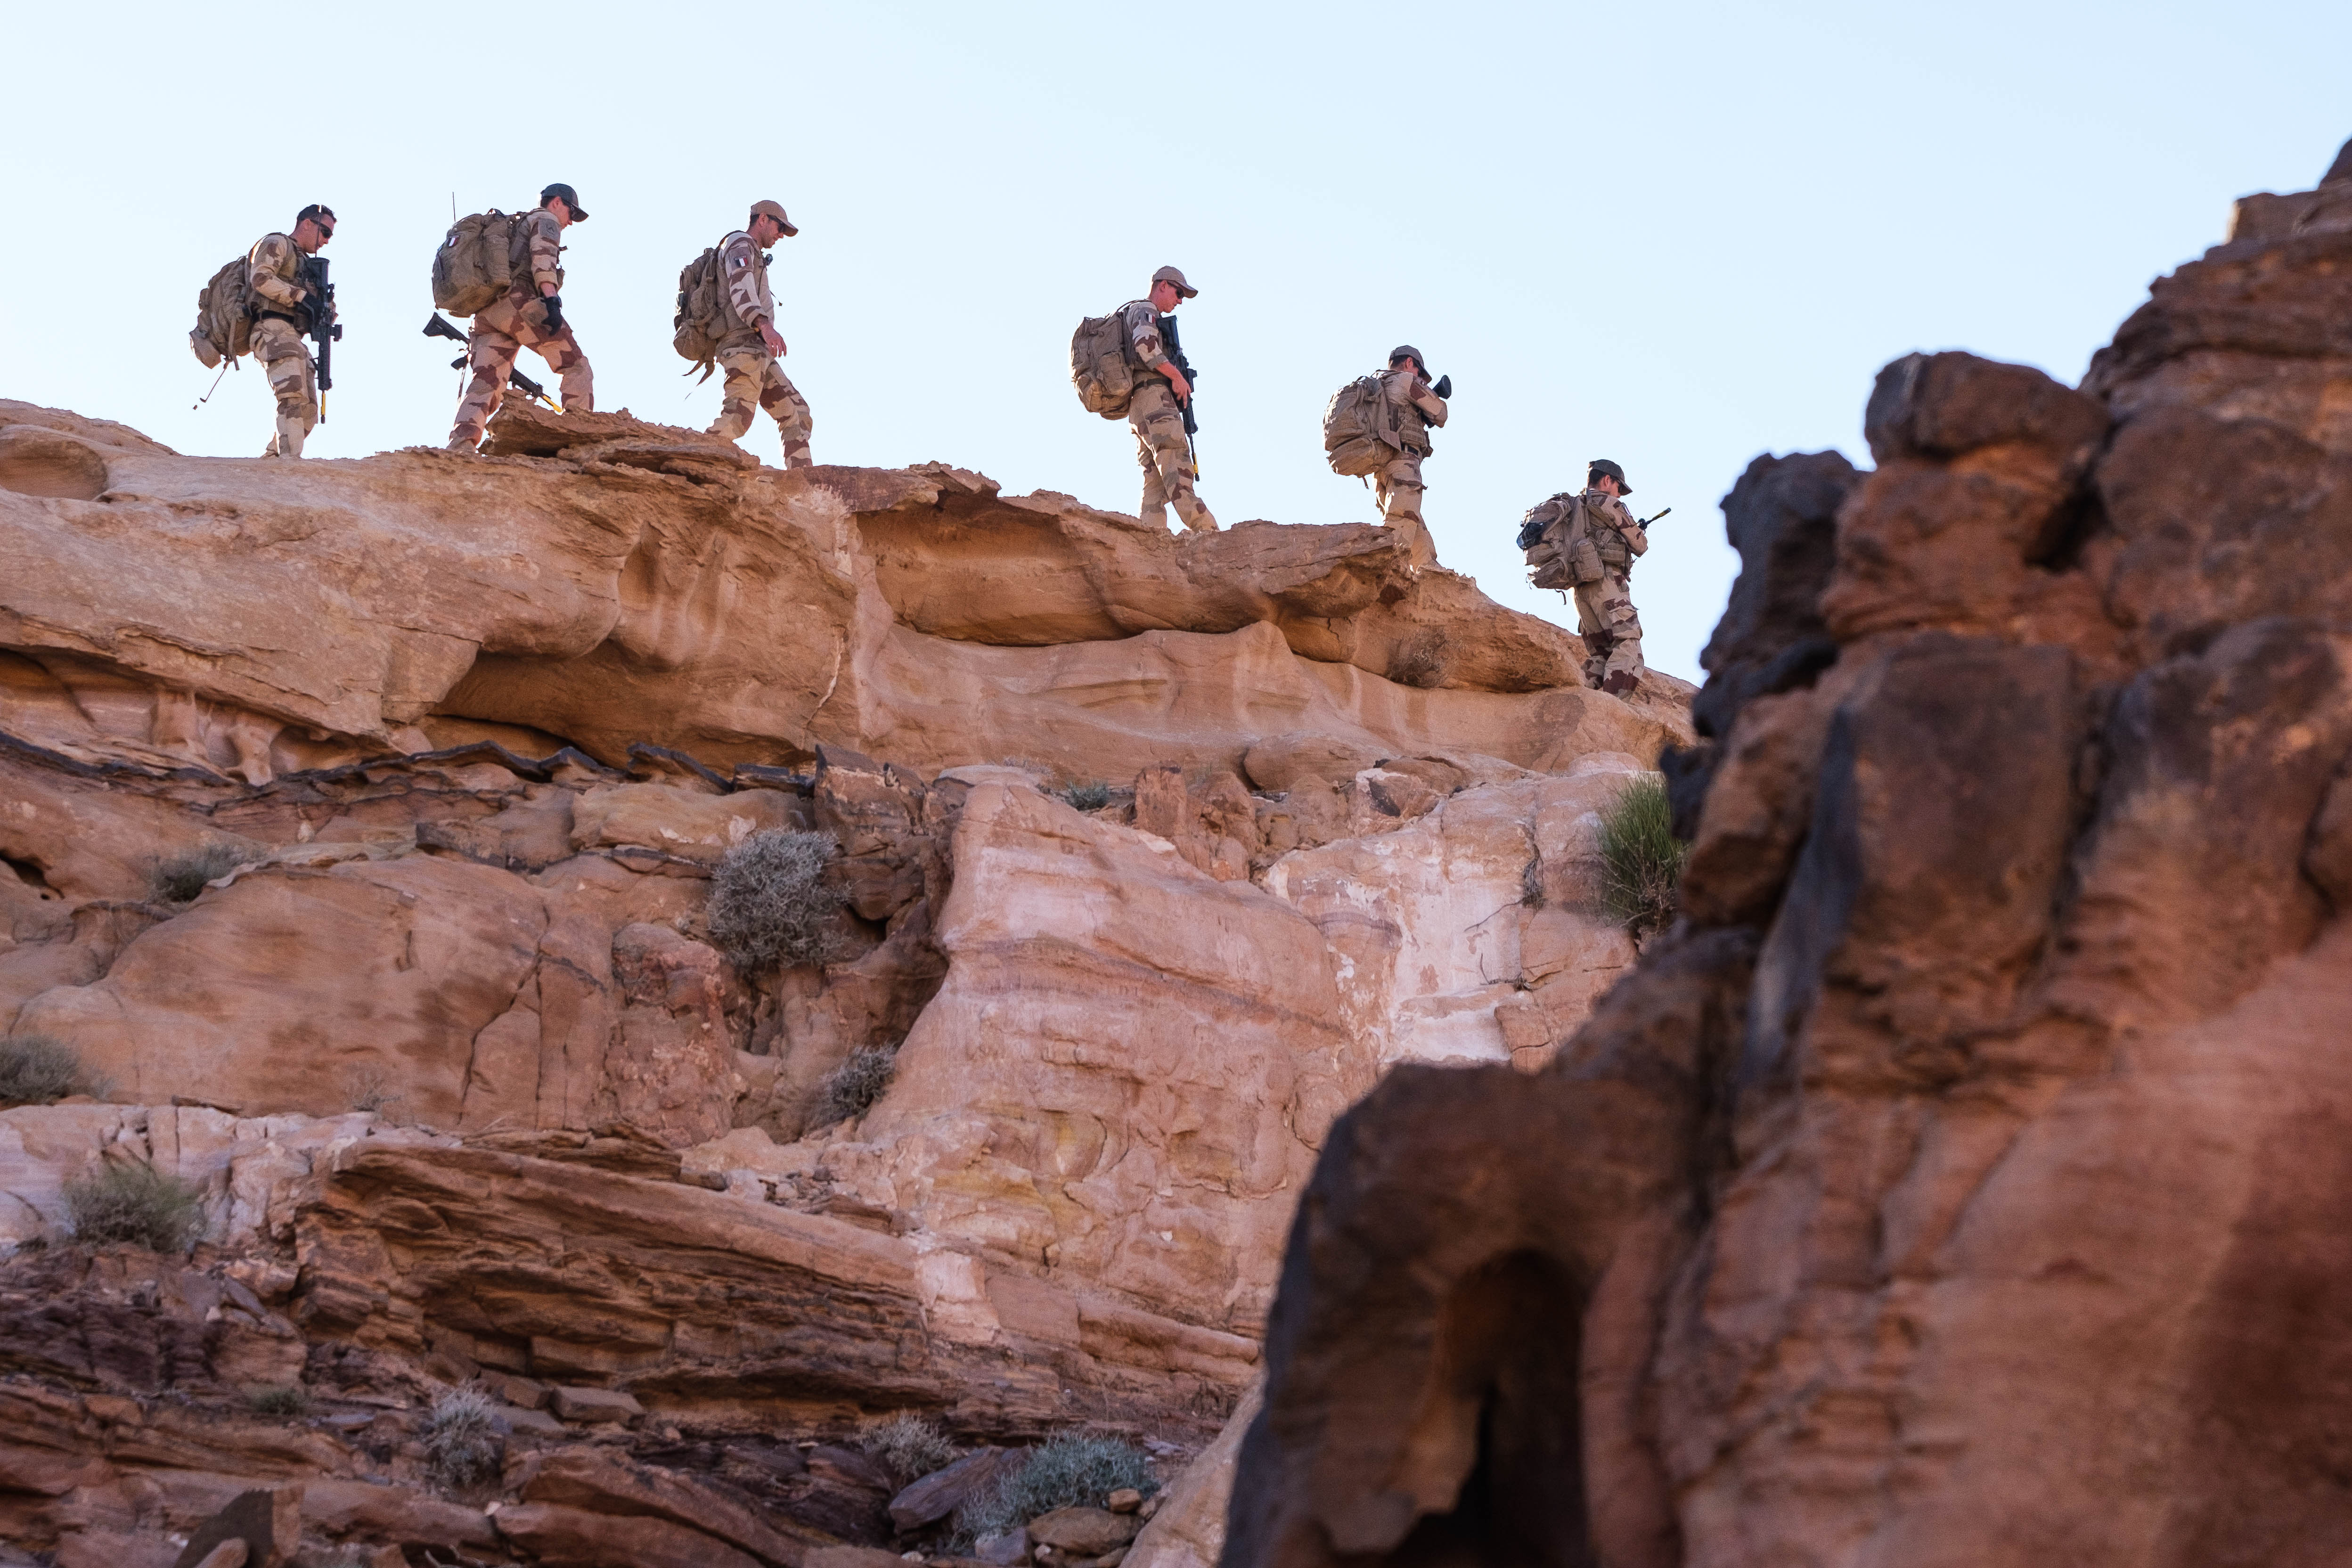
1070, 313, 1137, 417
672, 245, 732, 379
431, 211, 519, 317
1322, 376, 1391, 477
190, 255, 253, 367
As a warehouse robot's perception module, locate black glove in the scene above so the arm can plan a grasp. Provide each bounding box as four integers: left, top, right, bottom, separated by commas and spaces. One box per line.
540, 293, 565, 334
1432, 374, 1452, 400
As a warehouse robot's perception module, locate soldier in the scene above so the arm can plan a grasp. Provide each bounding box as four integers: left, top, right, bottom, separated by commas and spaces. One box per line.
1118, 266, 1217, 533
1576, 458, 1649, 695
1374, 345, 1449, 568
447, 184, 594, 451
704, 200, 813, 467
245, 204, 335, 458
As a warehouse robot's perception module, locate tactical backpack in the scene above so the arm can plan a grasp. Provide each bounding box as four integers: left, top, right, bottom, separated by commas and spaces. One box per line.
1321, 376, 1393, 477
1070, 311, 1137, 418
431, 210, 519, 316
671, 242, 735, 378
188, 255, 253, 368
1521, 492, 1606, 591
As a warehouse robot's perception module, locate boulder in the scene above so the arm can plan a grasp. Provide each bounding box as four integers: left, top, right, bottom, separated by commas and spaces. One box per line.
889, 1445, 1014, 1531
169, 1486, 300, 1568
1026, 1507, 1139, 1555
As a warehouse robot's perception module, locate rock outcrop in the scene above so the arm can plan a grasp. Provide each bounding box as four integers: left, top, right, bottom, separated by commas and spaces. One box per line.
0, 378, 1688, 1561
1230, 141, 2352, 1567
0, 399, 1687, 786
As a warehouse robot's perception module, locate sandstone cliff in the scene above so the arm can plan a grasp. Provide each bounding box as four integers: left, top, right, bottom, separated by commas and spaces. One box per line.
0, 390, 1687, 1563
1230, 142, 2352, 1568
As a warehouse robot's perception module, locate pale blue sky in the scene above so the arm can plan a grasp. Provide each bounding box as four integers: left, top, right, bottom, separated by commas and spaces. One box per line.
5, 2, 2345, 681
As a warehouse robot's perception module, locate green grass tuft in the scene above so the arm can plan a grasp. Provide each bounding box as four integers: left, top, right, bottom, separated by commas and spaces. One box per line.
1597, 776, 1686, 937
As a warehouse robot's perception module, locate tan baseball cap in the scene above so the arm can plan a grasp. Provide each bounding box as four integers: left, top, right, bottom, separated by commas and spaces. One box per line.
1152, 265, 1198, 298
749, 200, 799, 237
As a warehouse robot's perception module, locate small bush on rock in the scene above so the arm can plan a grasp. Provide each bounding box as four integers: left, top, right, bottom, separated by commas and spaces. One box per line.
863, 1411, 962, 1484
151, 841, 248, 904
420, 1386, 502, 1488
0, 1033, 80, 1106
708, 829, 842, 972
246, 1384, 310, 1416
64, 1162, 205, 1253
1059, 780, 1112, 813
1598, 776, 1685, 938
960, 1432, 1157, 1538
817, 1046, 898, 1127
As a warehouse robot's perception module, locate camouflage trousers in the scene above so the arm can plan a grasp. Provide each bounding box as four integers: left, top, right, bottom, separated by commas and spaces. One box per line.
1129, 380, 1214, 531
1575, 571, 1645, 694
1373, 449, 1437, 568
707, 340, 813, 467
250, 317, 316, 459
449, 288, 594, 448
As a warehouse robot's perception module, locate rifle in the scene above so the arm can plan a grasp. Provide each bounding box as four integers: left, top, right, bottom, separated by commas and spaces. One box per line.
1639, 507, 1672, 529
1158, 312, 1200, 476
423, 314, 556, 406
302, 254, 343, 420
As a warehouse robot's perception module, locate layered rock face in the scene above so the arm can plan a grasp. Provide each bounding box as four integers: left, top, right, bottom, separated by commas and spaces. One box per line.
1229, 146, 2352, 1566
0, 399, 1685, 784
0, 388, 1686, 1561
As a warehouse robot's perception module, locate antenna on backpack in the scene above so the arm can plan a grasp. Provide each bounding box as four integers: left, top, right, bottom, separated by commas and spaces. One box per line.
191, 359, 235, 410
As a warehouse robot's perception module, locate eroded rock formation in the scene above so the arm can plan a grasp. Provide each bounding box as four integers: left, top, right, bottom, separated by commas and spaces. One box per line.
0, 382, 1685, 1561
1230, 143, 2352, 1568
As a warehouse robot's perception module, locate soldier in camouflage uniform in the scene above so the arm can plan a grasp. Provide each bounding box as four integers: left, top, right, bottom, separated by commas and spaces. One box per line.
1375, 345, 1448, 568
704, 200, 813, 467
245, 204, 335, 458
448, 184, 595, 451
1576, 458, 1648, 695
1118, 266, 1217, 533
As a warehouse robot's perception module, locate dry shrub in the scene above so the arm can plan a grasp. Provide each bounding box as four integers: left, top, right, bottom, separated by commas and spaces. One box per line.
420, 1386, 502, 1488
64, 1162, 204, 1253
817, 1046, 898, 1127
0, 1034, 80, 1106
863, 1411, 962, 1485
707, 829, 842, 972
960, 1431, 1156, 1537
151, 841, 248, 904
1059, 780, 1112, 813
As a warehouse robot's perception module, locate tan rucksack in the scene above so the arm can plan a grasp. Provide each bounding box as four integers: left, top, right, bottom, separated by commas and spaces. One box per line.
1322, 376, 1392, 476
188, 256, 253, 368
671, 243, 733, 377
1070, 310, 1138, 417
1521, 493, 1605, 590
431, 210, 518, 316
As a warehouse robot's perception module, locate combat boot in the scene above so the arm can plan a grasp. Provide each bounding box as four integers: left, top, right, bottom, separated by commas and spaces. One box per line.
270, 416, 307, 459
446, 436, 480, 455
1177, 498, 1219, 533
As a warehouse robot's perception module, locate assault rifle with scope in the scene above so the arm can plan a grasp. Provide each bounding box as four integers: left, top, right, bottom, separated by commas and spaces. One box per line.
423, 314, 555, 406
